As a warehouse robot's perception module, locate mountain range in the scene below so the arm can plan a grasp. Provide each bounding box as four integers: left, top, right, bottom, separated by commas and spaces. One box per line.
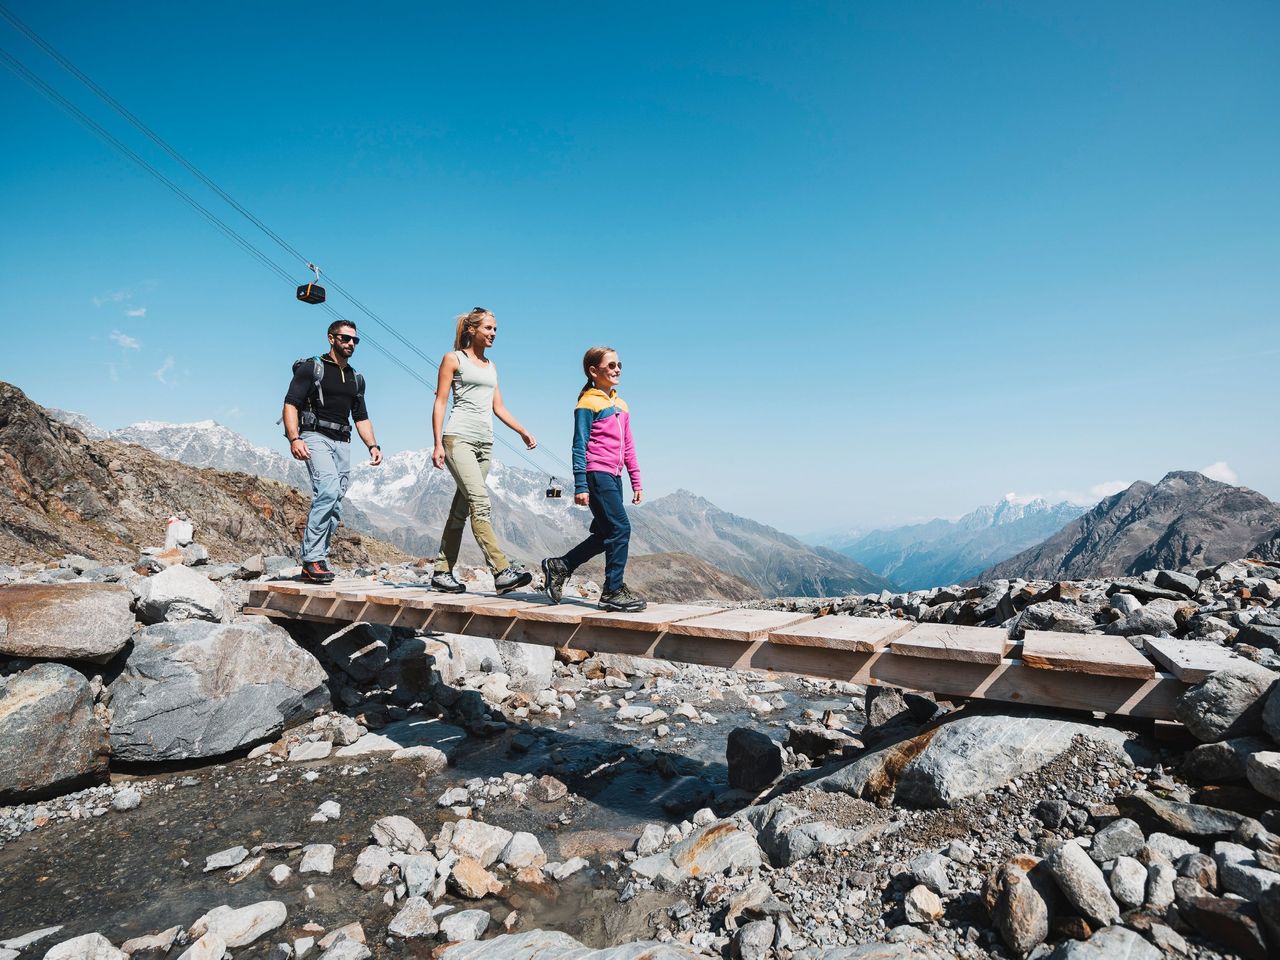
978, 470, 1280, 581
820, 496, 1087, 590
68, 413, 891, 598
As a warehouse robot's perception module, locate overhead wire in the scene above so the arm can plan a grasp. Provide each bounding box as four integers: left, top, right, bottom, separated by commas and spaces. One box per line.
0, 22, 677, 553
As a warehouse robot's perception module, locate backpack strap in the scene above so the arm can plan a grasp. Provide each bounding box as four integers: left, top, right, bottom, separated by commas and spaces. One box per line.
311, 356, 325, 408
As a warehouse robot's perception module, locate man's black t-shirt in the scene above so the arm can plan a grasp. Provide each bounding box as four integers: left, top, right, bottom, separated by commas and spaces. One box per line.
284, 354, 369, 442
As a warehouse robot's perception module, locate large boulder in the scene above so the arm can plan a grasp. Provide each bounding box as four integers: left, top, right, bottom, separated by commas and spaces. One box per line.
495, 639, 554, 691
893, 712, 1131, 808
0, 583, 133, 661
439, 930, 699, 960
0, 662, 108, 801
132, 566, 227, 624
314, 622, 392, 683
1175, 665, 1279, 743
108, 618, 328, 761
726, 728, 784, 792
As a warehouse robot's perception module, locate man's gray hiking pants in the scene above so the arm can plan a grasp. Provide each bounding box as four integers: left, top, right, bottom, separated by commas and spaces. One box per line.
301, 431, 350, 562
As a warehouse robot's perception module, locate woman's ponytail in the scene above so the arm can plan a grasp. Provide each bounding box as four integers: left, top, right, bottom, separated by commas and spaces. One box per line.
454, 307, 492, 351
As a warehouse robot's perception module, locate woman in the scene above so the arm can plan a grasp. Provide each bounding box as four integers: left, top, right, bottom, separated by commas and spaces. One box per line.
428, 307, 536, 594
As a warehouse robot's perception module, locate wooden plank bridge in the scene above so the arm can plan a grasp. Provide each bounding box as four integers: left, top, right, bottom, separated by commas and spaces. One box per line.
244, 579, 1229, 722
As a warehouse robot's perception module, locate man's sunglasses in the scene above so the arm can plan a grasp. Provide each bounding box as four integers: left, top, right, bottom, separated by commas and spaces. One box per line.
333, 333, 360, 345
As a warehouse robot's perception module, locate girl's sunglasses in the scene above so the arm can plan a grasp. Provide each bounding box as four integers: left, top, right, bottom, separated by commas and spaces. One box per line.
599, 361, 622, 371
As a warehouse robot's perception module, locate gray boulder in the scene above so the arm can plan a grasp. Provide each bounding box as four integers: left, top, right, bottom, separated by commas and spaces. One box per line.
1155, 570, 1201, 596
0, 583, 133, 662
132, 566, 227, 624
495, 638, 554, 691
726, 728, 783, 792
0, 663, 108, 802
1046, 925, 1159, 959
439, 931, 699, 960
1246, 751, 1280, 801
1175, 665, 1279, 743
1184, 737, 1272, 782
1264, 683, 1280, 744
315, 622, 391, 683
894, 712, 1129, 808
1106, 609, 1178, 637
108, 619, 328, 761
1046, 841, 1120, 927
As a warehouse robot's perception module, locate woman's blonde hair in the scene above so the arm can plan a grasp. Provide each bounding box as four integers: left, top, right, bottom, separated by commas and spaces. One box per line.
454, 307, 493, 351
580, 345, 616, 397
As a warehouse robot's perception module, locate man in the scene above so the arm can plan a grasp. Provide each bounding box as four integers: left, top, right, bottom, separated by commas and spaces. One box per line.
282, 320, 382, 584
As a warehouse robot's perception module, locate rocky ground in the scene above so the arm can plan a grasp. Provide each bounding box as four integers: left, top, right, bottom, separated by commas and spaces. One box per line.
3, 525, 1280, 960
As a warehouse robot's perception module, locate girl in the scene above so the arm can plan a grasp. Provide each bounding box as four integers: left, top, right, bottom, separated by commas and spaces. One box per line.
429, 307, 536, 594
541, 346, 646, 612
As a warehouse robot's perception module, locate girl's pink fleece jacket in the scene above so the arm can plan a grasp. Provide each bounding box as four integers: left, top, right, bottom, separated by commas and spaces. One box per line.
572, 387, 642, 494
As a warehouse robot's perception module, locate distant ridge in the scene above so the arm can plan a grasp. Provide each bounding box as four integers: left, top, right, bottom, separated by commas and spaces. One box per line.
977, 470, 1280, 581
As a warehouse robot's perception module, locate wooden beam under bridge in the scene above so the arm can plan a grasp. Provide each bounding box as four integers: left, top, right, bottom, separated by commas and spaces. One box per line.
246, 580, 1194, 721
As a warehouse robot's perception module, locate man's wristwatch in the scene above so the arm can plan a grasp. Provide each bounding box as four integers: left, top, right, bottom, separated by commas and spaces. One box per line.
287, 436, 300, 443
369, 444, 381, 451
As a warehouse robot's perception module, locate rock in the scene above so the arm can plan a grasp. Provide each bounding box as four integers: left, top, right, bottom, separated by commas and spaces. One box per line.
908, 853, 949, 895
548, 857, 588, 881
332, 718, 464, 758
1259, 886, 1280, 952
133, 565, 227, 623
43, 934, 126, 960
666, 820, 763, 879
175, 933, 225, 960
389, 745, 449, 771
1174, 665, 1278, 742
1184, 737, 1272, 782
438, 932, 697, 960
1147, 861, 1177, 911
494, 638, 554, 691
1178, 852, 1217, 891
352, 845, 393, 889
1089, 818, 1144, 862
0, 583, 134, 661
533, 775, 568, 802
500, 832, 546, 869
636, 824, 666, 857
165, 519, 195, 549
439, 911, 490, 943
189, 901, 287, 948
1106, 609, 1178, 637
988, 859, 1051, 956
726, 728, 784, 792
1017, 601, 1096, 636
785, 721, 856, 759
299, 844, 335, 874
1110, 856, 1147, 908
451, 856, 502, 898
4, 927, 64, 952
401, 854, 438, 897
0, 663, 109, 802
734, 920, 775, 960
894, 712, 1130, 808
1246, 750, 1280, 800
1046, 841, 1120, 927
1034, 798, 1071, 829
371, 815, 426, 853
119, 928, 180, 956
227, 856, 264, 884
1117, 792, 1253, 839
387, 897, 437, 939
442, 819, 515, 867
1213, 841, 1280, 900
1146, 832, 1200, 862
1045, 925, 1159, 959
315, 939, 369, 960
269, 864, 292, 886
108, 620, 328, 761
111, 787, 142, 812
289, 742, 331, 762
902, 884, 943, 924
1180, 896, 1271, 960
1156, 569, 1201, 596
204, 846, 249, 872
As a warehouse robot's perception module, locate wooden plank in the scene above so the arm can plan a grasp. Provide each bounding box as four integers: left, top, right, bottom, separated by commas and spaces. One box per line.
508, 598, 602, 625
1143, 637, 1251, 683
892, 623, 1013, 664
1021, 630, 1156, 679
427, 592, 508, 613
350, 586, 439, 609
666, 609, 814, 642
770, 615, 913, 652
466, 596, 550, 618
580, 603, 726, 633
290, 579, 383, 600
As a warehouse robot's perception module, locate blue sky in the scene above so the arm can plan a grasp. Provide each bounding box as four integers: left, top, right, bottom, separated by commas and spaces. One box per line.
1, 2, 1276, 534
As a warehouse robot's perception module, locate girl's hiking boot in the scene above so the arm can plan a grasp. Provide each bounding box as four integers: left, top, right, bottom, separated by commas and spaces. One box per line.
301, 561, 335, 585
430, 571, 466, 593
599, 585, 647, 612
495, 565, 534, 595
541, 557, 569, 604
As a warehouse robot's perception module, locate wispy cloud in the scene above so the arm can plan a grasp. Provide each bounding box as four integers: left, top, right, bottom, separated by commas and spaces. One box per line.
1088, 480, 1131, 499
125, 306, 147, 318
1200, 461, 1238, 484
93, 288, 132, 307
153, 356, 175, 384
110, 329, 141, 350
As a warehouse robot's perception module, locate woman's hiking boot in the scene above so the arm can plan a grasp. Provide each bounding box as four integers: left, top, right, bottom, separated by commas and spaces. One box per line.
301, 561, 335, 585
599, 584, 647, 612
495, 565, 534, 595
430, 571, 466, 593
541, 557, 569, 604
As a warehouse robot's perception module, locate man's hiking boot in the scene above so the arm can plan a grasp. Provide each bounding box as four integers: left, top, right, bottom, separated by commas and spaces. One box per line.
430, 571, 466, 594
495, 565, 534, 595
301, 561, 335, 585
541, 557, 569, 604
599, 585, 647, 612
